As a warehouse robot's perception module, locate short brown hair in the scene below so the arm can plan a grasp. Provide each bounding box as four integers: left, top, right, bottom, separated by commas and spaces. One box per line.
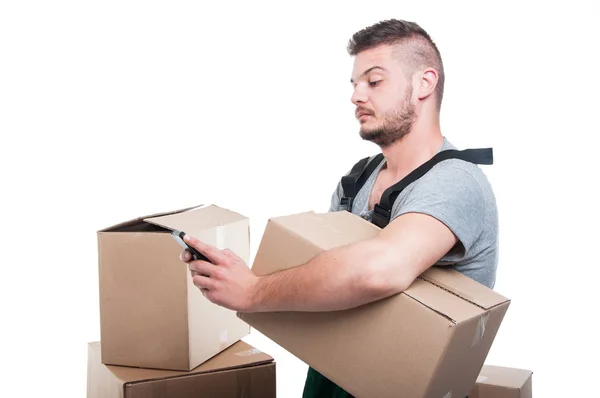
348, 19, 445, 111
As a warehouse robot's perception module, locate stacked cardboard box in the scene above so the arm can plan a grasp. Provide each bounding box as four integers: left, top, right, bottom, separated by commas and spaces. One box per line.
469, 365, 533, 398
86, 204, 276, 397
86, 340, 276, 398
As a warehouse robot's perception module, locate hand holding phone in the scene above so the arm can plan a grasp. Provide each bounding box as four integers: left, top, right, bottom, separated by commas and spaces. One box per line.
171, 230, 212, 264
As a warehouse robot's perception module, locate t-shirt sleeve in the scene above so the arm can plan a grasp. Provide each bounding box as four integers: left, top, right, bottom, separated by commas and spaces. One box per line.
390, 165, 486, 261
329, 181, 343, 212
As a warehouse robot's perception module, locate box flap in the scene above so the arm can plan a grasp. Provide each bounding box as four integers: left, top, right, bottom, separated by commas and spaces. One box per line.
403, 277, 484, 323
419, 267, 510, 310
250, 211, 381, 277
89, 340, 273, 385
268, 210, 381, 250
144, 204, 247, 233
98, 204, 203, 232
477, 365, 533, 389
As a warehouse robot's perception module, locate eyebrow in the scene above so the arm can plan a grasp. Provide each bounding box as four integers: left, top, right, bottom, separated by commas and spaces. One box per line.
350, 66, 386, 84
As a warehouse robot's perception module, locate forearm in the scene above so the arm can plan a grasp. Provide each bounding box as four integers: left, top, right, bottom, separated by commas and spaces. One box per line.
247, 238, 397, 312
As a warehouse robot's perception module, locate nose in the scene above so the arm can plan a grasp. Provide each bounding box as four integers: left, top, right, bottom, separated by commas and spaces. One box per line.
351, 84, 367, 106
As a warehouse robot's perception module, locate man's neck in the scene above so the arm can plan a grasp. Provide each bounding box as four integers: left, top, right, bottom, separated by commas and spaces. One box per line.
381, 120, 444, 180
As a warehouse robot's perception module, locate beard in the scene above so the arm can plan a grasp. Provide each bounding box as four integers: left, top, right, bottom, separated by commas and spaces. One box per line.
358, 86, 416, 148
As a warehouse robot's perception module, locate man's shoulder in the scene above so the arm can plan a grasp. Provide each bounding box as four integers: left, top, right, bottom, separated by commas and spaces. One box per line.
424, 139, 496, 194
428, 157, 492, 185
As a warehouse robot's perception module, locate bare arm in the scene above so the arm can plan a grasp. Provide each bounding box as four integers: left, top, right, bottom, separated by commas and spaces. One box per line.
249, 212, 458, 312
182, 211, 458, 312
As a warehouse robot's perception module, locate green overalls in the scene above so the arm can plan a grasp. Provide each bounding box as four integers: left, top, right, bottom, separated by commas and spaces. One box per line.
302, 367, 470, 398
302, 367, 354, 398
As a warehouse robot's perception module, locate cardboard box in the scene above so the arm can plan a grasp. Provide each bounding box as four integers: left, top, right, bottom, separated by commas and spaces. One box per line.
87, 340, 276, 398
238, 210, 511, 398
98, 204, 251, 371
469, 365, 533, 398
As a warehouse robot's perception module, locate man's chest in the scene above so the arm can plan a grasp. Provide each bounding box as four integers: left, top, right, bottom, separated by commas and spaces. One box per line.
367, 171, 404, 211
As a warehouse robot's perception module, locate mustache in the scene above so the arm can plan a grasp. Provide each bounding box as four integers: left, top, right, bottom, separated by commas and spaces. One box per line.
355, 107, 374, 117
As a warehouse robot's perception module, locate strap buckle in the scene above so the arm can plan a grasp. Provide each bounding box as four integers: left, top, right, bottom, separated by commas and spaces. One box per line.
339, 197, 353, 212
372, 204, 391, 228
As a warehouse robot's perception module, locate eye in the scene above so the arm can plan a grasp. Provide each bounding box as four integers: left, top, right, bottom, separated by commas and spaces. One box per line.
369, 80, 382, 87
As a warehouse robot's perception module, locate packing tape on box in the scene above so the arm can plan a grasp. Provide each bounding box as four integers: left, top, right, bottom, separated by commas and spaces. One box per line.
471, 312, 490, 348
219, 329, 228, 350
442, 391, 452, 398
476, 375, 488, 383
235, 348, 263, 357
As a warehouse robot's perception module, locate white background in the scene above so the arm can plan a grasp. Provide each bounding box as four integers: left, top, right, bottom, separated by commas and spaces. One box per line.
1, 1, 599, 397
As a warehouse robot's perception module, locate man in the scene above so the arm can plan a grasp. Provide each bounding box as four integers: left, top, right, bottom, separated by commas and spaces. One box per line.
180, 19, 498, 398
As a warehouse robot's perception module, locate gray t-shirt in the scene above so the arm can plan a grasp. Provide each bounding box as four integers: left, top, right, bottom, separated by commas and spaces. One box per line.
329, 138, 498, 289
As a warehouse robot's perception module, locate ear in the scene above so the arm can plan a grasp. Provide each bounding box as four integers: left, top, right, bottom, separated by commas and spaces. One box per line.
416, 68, 438, 101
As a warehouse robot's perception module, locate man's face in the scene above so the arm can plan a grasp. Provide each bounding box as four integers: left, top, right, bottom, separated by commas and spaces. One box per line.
350, 45, 416, 148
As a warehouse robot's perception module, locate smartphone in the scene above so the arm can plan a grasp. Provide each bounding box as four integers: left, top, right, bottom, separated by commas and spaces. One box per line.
171, 230, 212, 263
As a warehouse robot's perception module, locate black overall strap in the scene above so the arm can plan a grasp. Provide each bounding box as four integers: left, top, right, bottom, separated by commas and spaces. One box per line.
371, 148, 494, 229
340, 153, 385, 212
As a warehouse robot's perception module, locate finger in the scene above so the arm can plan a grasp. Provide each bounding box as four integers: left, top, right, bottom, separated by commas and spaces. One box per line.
184, 235, 228, 265
203, 289, 218, 303
189, 260, 215, 277
180, 249, 192, 262
190, 269, 210, 279
222, 248, 239, 259
192, 274, 215, 290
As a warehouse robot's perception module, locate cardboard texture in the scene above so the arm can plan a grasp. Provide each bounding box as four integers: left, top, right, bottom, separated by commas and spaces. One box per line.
469, 365, 533, 398
98, 204, 251, 371
238, 210, 511, 398
87, 340, 276, 398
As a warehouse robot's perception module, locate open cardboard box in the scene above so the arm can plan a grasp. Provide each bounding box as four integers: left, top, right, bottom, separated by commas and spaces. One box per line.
238, 210, 511, 398
97, 204, 251, 371
86, 340, 276, 398
469, 365, 533, 398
